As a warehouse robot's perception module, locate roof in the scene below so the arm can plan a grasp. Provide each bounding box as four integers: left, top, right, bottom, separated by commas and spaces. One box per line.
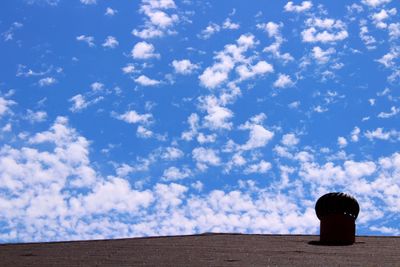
1, 234, 399, 266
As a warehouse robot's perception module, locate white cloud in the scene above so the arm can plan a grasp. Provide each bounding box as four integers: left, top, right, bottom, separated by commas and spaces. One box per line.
91, 82, 104, 91
69, 94, 88, 112
199, 68, 229, 89
105, 7, 117, 16
122, 64, 136, 74
370, 226, 400, 235
337, 136, 348, 148
0, 97, 15, 117
162, 166, 191, 181
115, 163, 135, 177
131, 41, 159, 59
172, 59, 199, 74
16, 64, 47, 77
144, 0, 176, 9
2, 123, 12, 132
197, 133, 217, 144
351, 127, 361, 142
161, 147, 184, 160
378, 106, 399, 118
27, 117, 97, 186
198, 18, 240, 39
199, 23, 221, 39
80, 0, 96, 4
239, 114, 274, 151
260, 22, 281, 38
260, 22, 294, 64
225, 152, 246, 173
135, 75, 160, 86
359, 25, 377, 49
284, 1, 312, 13
199, 95, 233, 130
273, 74, 295, 88
372, 8, 397, 29
252, 61, 274, 74
117, 110, 152, 124
136, 125, 153, 138
313, 105, 328, 113
365, 128, 400, 141
76, 35, 95, 47
312, 46, 335, 64
2, 22, 23, 42
132, 27, 164, 39
26, 0, 60, 6
388, 23, 400, 39
181, 113, 199, 141
274, 145, 293, 159
147, 10, 178, 28
236, 61, 274, 81
244, 160, 272, 174
222, 18, 240, 30
288, 101, 300, 109
199, 34, 257, 89
192, 147, 220, 170
26, 110, 47, 123
80, 177, 153, 214
361, 0, 391, 8
102, 36, 119, 48
38, 77, 57, 87
376, 48, 399, 68
302, 18, 348, 43
191, 180, 203, 191
344, 160, 376, 179
132, 0, 178, 39
281, 133, 299, 147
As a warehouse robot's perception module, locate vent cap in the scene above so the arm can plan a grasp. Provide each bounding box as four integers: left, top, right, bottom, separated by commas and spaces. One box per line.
315, 192, 359, 220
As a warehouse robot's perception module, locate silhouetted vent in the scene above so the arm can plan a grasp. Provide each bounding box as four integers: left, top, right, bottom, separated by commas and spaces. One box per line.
315, 192, 359, 220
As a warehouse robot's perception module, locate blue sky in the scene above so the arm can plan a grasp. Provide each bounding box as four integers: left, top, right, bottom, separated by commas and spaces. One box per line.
0, 0, 399, 242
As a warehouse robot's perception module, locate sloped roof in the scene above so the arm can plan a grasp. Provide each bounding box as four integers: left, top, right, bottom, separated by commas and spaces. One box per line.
1, 234, 399, 266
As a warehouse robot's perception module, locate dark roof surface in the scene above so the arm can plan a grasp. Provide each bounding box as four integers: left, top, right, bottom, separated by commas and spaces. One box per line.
1, 234, 399, 266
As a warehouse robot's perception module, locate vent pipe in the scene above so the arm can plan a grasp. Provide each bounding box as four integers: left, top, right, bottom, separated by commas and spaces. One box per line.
315, 192, 360, 245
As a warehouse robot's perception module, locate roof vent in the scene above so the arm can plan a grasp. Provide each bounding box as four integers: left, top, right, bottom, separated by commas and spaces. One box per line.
315, 192, 360, 245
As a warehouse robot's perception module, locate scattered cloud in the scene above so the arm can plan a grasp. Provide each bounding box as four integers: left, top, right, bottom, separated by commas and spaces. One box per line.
244, 160, 272, 174
105, 7, 117, 16
199, 34, 259, 89
281, 133, 299, 147
122, 64, 136, 74
273, 74, 295, 88
284, 1, 313, 13
0, 97, 15, 117
116, 110, 153, 124
192, 147, 220, 170
135, 75, 161, 86
239, 114, 274, 151
132, 0, 178, 39
302, 18, 348, 43
131, 41, 160, 59
365, 128, 400, 141
162, 166, 191, 181
172, 59, 199, 74
38, 77, 57, 87
102, 36, 119, 48
80, 0, 96, 5
361, 0, 392, 8
312, 46, 335, 64
199, 95, 233, 130
378, 106, 399, 118
2, 22, 23, 41
26, 110, 47, 123
76, 35, 95, 47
